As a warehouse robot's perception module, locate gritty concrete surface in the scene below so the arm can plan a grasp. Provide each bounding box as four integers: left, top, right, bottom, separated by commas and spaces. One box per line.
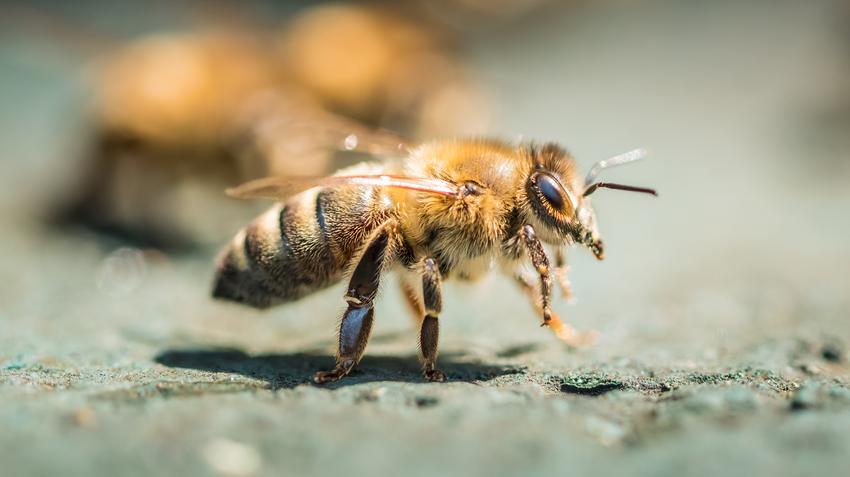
3, 1, 850, 476
1, 223, 849, 477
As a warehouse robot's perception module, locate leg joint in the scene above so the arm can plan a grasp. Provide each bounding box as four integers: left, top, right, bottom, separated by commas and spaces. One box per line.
344, 291, 375, 307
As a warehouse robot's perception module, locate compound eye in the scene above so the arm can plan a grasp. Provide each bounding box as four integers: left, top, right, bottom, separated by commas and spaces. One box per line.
534, 173, 574, 213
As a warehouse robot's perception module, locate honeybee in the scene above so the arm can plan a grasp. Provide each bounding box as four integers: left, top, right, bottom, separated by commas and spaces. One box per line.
58, 3, 487, 249
212, 126, 656, 383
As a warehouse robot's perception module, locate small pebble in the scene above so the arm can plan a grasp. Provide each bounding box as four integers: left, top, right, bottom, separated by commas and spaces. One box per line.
71, 407, 97, 428
585, 415, 626, 446
356, 387, 387, 403
413, 396, 440, 408
799, 362, 822, 375
202, 438, 262, 477
821, 343, 844, 363
790, 384, 821, 411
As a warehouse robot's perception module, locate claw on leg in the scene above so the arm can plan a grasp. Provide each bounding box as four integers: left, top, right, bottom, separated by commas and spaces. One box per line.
313, 359, 356, 384
424, 368, 446, 382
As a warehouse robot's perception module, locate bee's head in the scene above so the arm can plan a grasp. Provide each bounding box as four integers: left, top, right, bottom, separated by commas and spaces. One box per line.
524, 144, 655, 260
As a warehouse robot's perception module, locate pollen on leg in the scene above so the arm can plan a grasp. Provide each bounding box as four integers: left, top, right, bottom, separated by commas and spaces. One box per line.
546, 311, 598, 348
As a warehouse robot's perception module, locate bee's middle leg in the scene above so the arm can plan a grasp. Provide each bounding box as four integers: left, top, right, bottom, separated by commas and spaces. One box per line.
554, 248, 575, 302
313, 226, 392, 384
398, 276, 424, 323
419, 258, 445, 382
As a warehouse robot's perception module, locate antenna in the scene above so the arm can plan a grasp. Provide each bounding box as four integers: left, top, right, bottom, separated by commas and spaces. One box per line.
583, 182, 657, 197
585, 148, 648, 185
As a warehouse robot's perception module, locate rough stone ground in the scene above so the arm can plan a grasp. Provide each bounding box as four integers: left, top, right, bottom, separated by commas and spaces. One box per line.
1, 217, 848, 477
2, 1, 850, 476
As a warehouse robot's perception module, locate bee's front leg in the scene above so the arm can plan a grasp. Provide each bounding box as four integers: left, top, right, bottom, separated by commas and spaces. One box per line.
419, 258, 446, 382
517, 225, 596, 348
313, 224, 394, 384
518, 225, 554, 324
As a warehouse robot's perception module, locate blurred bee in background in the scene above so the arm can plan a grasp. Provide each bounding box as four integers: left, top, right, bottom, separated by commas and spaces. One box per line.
57, 3, 492, 249
213, 121, 656, 383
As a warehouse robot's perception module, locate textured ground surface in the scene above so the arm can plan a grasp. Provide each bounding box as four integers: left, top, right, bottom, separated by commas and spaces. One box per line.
2, 221, 849, 477
2, 1, 850, 476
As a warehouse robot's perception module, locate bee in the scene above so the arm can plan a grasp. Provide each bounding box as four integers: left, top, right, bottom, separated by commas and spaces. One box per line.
212, 126, 656, 383
57, 4, 484, 250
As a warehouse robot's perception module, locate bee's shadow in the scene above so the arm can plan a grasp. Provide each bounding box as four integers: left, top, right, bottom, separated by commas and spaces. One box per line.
154, 348, 525, 390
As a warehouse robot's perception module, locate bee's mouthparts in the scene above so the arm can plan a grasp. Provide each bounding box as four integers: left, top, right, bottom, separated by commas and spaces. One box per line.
590, 239, 605, 260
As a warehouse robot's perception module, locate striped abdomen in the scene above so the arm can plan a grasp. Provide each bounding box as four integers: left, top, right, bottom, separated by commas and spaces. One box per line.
212, 185, 391, 308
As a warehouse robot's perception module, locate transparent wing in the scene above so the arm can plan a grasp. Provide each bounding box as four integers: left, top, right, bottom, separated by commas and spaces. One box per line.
226, 174, 459, 201
283, 112, 413, 157
233, 92, 415, 177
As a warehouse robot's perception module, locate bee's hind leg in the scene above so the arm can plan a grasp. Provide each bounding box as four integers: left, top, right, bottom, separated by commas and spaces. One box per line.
313, 225, 394, 384
419, 258, 446, 382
